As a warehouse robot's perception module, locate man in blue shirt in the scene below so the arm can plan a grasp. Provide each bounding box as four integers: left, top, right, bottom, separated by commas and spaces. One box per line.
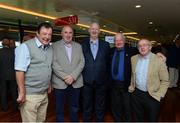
110, 33, 137, 121
82, 22, 110, 122
15, 22, 53, 122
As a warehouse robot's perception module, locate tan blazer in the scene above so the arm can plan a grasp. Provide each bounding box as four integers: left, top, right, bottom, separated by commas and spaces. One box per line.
129, 52, 169, 101
52, 40, 85, 89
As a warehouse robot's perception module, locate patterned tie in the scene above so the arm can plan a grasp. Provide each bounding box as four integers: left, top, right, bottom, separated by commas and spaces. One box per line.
113, 50, 120, 75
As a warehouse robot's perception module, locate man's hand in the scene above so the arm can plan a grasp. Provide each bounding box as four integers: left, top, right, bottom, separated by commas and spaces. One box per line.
156, 52, 166, 62
64, 75, 74, 85
48, 84, 53, 94
128, 85, 135, 93
17, 92, 26, 105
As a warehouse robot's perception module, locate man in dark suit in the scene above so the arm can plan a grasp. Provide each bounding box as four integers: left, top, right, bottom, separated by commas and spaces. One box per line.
0, 37, 18, 111
82, 22, 110, 121
110, 33, 137, 121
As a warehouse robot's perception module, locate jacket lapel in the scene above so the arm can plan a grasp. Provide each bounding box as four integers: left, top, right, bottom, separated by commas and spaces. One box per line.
60, 40, 70, 63
146, 53, 154, 85
94, 40, 101, 61
87, 40, 95, 61
71, 42, 75, 63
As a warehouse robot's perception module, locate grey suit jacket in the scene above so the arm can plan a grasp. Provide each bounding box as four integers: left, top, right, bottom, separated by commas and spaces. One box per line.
52, 40, 85, 89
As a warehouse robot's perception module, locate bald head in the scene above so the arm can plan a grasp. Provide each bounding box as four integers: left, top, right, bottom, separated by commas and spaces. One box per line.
89, 22, 100, 40
61, 25, 73, 43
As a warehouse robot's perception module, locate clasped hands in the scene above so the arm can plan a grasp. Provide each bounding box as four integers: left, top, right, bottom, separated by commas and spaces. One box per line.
64, 75, 74, 85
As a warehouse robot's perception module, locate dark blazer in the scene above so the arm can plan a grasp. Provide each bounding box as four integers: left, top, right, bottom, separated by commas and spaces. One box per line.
0, 47, 15, 80
110, 46, 137, 89
82, 38, 110, 86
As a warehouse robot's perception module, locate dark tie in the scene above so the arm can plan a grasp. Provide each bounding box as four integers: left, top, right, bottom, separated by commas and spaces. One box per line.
113, 50, 120, 75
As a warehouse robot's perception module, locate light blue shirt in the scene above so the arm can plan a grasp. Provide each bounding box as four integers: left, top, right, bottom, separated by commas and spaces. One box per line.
135, 53, 151, 91
15, 37, 49, 72
90, 39, 99, 60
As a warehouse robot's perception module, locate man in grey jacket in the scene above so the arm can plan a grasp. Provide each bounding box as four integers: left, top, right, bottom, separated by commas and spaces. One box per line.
52, 25, 85, 122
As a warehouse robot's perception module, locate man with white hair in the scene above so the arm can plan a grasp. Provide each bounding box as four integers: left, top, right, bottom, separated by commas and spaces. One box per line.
129, 39, 169, 121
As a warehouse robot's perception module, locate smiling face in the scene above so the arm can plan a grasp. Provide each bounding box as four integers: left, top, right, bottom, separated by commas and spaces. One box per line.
138, 39, 152, 56
61, 26, 73, 43
115, 33, 125, 49
89, 23, 100, 40
36, 26, 52, 45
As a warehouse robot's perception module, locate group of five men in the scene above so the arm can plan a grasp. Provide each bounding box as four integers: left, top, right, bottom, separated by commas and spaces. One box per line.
15, 22, 169, 122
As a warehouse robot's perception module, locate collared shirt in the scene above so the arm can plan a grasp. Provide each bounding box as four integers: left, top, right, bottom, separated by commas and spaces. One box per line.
90, 39, 99, 60
63, 41, 72, 63
135, 53, 151, 91
15, 37, 50, 72
111, 48, 125, 81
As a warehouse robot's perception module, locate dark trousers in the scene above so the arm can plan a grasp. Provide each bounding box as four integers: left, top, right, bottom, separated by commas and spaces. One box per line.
54, 86, 80, 122
131, 88, 160, 122
111, 83, 131, 121
0, 80, 18, 111
83, 84, 107, 122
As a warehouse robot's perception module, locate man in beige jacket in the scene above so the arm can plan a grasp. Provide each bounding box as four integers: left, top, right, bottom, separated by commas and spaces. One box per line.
129, 39, 169, 121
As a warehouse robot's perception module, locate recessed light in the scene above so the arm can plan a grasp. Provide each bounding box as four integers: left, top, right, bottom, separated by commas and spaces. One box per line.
103, 25, 106, 28
154, 29, 158, 32
45, 20, 49, 22
135, 5, 142, 8
149, 21, 153, 24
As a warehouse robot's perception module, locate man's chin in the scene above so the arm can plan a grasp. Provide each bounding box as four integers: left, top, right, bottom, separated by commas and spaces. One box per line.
42, 41, 50, 45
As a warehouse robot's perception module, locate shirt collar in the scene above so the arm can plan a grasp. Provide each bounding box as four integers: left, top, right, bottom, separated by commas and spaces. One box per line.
34, 37, 50, 49
62, 40, 72, 48
90, 38, 98, 45
116, 47, 124, 52
138, 52, 151, 59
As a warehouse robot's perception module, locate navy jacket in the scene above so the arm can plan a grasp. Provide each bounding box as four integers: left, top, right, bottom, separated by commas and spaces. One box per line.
82, 38, 110, 86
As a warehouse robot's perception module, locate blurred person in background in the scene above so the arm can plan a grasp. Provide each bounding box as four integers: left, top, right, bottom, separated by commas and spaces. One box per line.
167, 37, 180, 88
0, 37, 18, 112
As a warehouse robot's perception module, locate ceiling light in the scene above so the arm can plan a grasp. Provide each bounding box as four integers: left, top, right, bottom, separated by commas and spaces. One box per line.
154, 29, 158, 32
135, 5, 142, 8
103, 25, 106, 28
149, 21, 153, 25
45, 20, 50, 23
123, 32, 138, 35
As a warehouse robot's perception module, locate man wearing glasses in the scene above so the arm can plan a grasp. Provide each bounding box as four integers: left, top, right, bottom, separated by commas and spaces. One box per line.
129, 39, 169, 121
